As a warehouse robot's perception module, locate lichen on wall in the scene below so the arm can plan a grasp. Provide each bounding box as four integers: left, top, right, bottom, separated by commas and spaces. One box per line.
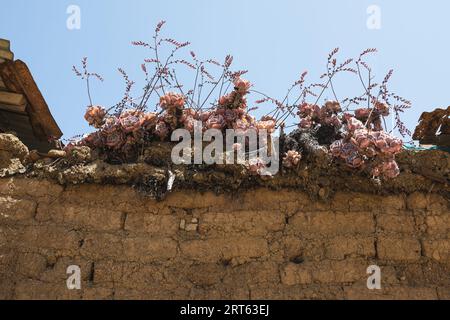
0, 177, 448, 300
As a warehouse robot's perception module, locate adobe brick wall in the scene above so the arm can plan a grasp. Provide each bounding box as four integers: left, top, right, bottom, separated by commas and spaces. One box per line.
0, 177, 448, 300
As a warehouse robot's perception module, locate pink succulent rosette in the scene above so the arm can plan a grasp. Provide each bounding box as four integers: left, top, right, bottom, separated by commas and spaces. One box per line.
374, 101, 390, 117
199, 111, 212, 122
139, 112, 157, 130
355, 108, 371, 121
371, 159, 400, 179
324, 100, 341, 113
180, 109, 198, 133
323, 115, 342, 127
217, 77, 250, 111
159, 92, 185, 111
84, 105, 107, 128
381, 160, 400, 178
299, 117, 313, 129
154, 121, 170, 141
119, 109, 143, 133
218, 94, 232, 107
330, 140, 344, 158
247, 158, 267, 175
346, 117, 365, 132
233, 77, 251, 94
256, 116, 276, 134
206, 114, 225, 130
345, 152, 364, 168
161, 113, 178, 130
105, 130, 125, 149
298, 103, 319, 118
83, 131, 104, 148
328, 112, 403, 179
283, 150, 302, 168
102, 116, 122, 135
233, 116, 255, 134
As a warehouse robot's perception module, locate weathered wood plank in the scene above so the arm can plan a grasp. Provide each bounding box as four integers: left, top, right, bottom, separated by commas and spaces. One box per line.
420, 134, 450, 147
0, 60, 63, 139
0, 50, 13, 61
0, 110, 31, 127
0, 103, 26, 114
0, 39, 10, 50
0, 91, 26, 106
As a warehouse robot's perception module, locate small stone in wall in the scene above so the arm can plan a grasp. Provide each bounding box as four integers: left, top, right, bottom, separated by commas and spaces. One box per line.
0, 158, 26, 177
185, 223, 198, 232
66, 146, 92, 164
25, 150, 41, 164
179, 219, 186, 230
47, 150, 67, 159
0, 134, 29, 166
407, 192, 428, 210
180, 218, 198, 232
0, 134, 29, 177
318, 188, 327, 199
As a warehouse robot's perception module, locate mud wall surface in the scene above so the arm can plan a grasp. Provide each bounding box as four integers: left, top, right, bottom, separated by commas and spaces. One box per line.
0, 177, 449, 300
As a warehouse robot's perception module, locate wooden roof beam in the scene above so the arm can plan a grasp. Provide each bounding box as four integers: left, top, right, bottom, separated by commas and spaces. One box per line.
0, 91, 27, 113
0, 39, 13, 64
0, 60, 63, 139
0, 91, 26, 106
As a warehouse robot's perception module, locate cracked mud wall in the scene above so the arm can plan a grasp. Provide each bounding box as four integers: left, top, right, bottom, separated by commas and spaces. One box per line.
0, 177, 449, 300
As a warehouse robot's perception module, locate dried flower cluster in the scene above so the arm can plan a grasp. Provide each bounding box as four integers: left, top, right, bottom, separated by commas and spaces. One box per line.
70, 21, 411, 179
68, 76, 274, 163
282, 150, 302, 168
298, 101, 342, 130
69, 21, 275, 163
66, 106, 158, 162
295, 99, 403, 178
330, 117, 403, 178
261, 48, 410, 179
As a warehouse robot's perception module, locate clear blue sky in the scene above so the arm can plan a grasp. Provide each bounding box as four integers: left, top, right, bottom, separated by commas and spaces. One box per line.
1, 0, 449, 140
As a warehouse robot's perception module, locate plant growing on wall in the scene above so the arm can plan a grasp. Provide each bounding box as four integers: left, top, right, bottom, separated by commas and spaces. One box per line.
255, 48, 410, 179
70, 21, 274, 164
69, 21, 411, 179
